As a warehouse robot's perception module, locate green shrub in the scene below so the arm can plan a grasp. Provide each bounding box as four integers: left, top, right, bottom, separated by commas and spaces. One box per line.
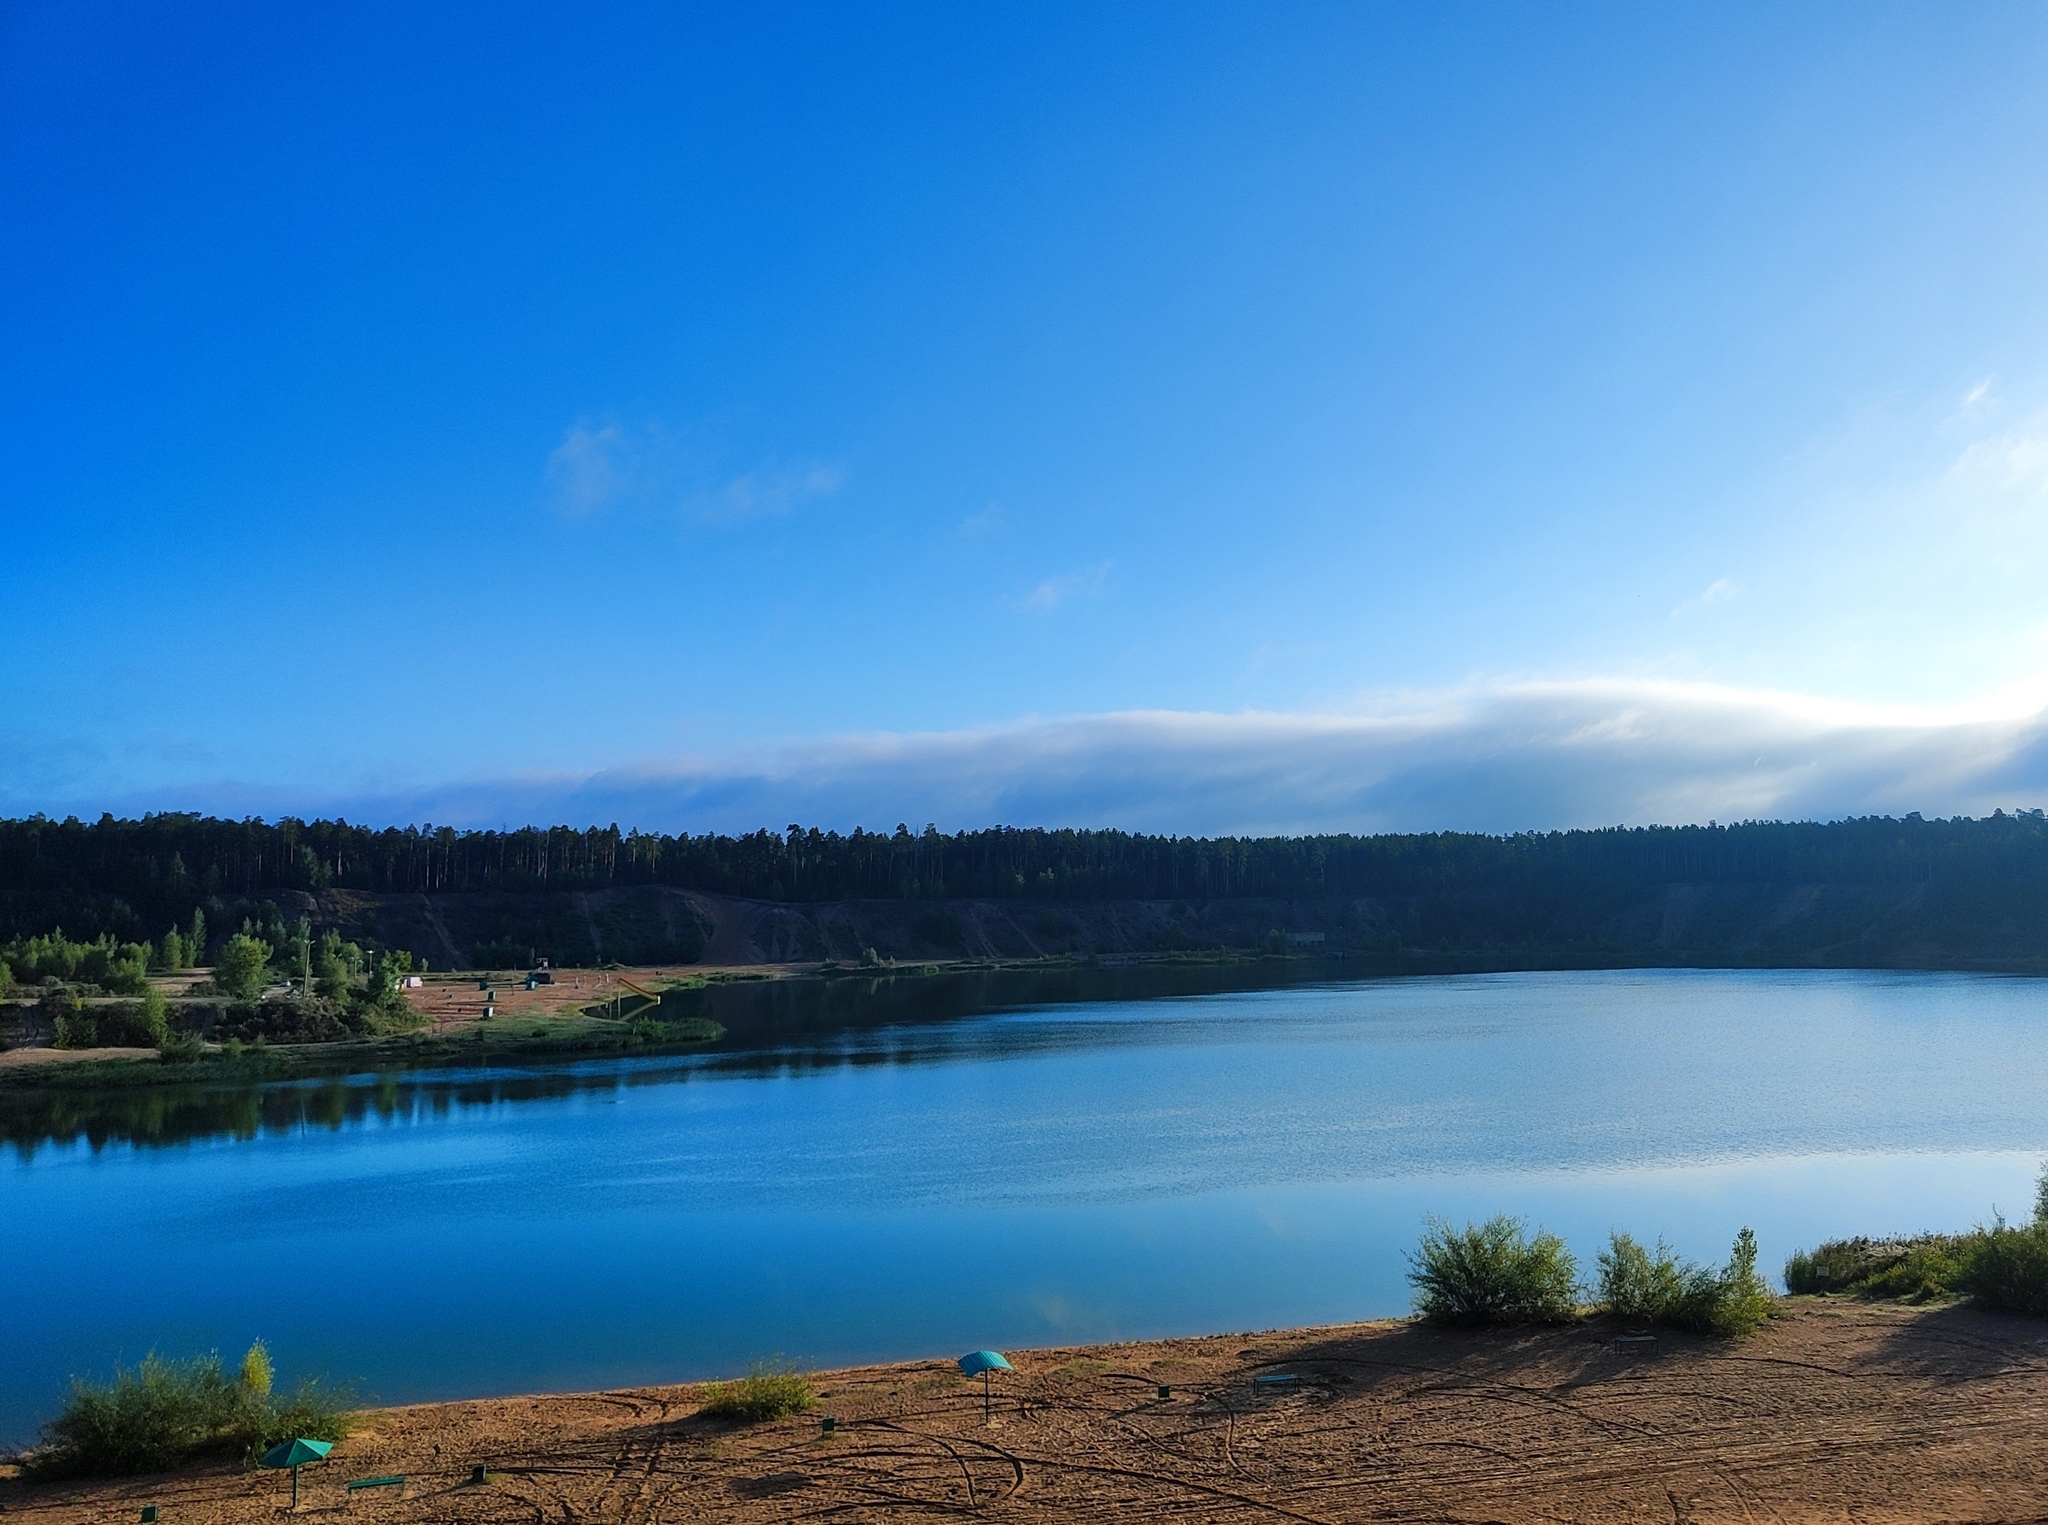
1858, 1236, 1970, 1302
1408, 1215, 1580, 1325
1959, 1222, 2048, 1316
1666, 1228, 1774, 1337
1785, 1233, 1973, 1304
1784, 1236, 1905, 1294
697, 1363, 816, 1423
238, 1342, 273, 1397
27, 1345, 354, 1479
1596, 1232, 1686, 1319
74, 989, 172, 1049
260, 1380, 356, 1452
210, 998, 374, 1045
157, 1030, 206, 1064
49, 992, 93, 1048
1599, 1228, 1774, 1337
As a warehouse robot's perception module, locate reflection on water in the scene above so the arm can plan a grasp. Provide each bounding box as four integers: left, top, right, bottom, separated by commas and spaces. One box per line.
3, 959, 1367, 1156
3, 967, 2046, 1444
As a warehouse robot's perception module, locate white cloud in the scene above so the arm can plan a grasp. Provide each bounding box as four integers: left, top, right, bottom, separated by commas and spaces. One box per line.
241, 674, 2048, 837
1022, 561, 1111, 612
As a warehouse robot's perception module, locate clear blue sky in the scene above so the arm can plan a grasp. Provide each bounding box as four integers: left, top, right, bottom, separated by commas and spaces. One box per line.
7, 3, 2048, 833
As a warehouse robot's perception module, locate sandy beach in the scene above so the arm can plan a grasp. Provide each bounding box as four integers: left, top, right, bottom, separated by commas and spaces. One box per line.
8, 1300, 2047, 1523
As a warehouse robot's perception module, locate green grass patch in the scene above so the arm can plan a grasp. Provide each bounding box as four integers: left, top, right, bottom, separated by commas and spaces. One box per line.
697, 1364, 816, 1423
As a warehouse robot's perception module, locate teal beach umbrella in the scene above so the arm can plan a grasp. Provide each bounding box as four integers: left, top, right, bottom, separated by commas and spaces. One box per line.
261, 1437, 333, 1509
957, 1350, 1013, 1419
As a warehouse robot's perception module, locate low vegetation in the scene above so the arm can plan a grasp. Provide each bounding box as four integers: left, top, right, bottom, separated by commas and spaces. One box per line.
27, 1343, 355, 1479
49, 985, 170, 1049
696, 1363, 816, 1423
1597, 1228, 1774, 1337
1408, 1215, 1581, 1325
1779, 1164, 2048, 1316
1786, 1227, 2048, 1314
1410, 1218, 1774, 1337
627, 1015, 724, 1046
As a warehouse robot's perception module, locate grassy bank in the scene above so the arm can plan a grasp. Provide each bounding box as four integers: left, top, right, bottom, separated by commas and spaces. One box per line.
1785, 1223, 2048, 1314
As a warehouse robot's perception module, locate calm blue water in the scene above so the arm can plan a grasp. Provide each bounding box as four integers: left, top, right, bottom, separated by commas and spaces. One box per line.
4, 967, 2045, 1444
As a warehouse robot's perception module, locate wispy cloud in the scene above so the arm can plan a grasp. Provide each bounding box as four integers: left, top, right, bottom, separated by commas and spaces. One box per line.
701, 463, 845, 524
123, 675, 2048, 837
1670, 577, 1738, 620
544, 417, 843, 524
546, 421, 628, 517
959, 504, 1008, 539
1948, 408, 2048, 499
1022, 561, 1111, 612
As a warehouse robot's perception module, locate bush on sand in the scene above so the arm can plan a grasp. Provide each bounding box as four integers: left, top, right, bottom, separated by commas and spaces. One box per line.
1599, 1228, 1774, 1338
1408, 1215, 1580, 1326
28, 1345, 353, 1479
697, 1363, 816, 1423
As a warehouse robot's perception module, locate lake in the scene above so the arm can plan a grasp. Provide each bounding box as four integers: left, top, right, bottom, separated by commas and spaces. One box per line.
4, 965, 2044, 1445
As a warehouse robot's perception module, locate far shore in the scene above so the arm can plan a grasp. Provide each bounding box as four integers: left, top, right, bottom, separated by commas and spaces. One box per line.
11, 952, 2042, 1096
7, 1300, 2046, 1522
0, 952, 1284, 1091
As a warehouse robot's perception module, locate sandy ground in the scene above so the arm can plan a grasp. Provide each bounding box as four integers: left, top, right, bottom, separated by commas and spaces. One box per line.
8, 1301, 2048, 1523
397, 967, 715, 1032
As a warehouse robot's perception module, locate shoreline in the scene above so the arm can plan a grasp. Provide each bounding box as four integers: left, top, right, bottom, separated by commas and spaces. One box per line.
8, 1300, 2047, 1522
8, 952, 2043, 1097
0, 951, 1311, 1093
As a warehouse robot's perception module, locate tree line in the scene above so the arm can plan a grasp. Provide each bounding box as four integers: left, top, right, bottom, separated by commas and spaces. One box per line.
0, 808, 2045, 946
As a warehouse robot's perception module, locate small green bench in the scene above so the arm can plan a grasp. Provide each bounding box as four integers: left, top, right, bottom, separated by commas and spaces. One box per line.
346, 1475, 406, 1495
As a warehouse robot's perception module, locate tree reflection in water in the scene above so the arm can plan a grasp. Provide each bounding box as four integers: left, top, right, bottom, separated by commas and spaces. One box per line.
3, 958, 1361, 1157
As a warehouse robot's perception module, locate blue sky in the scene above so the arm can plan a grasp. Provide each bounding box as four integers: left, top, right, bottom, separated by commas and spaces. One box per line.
6, 3, 2048, 833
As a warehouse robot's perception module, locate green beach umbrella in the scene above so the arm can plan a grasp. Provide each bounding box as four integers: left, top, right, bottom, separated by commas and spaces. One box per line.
957, 1350, 1012, 1420
261, 1437, 333, 1509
